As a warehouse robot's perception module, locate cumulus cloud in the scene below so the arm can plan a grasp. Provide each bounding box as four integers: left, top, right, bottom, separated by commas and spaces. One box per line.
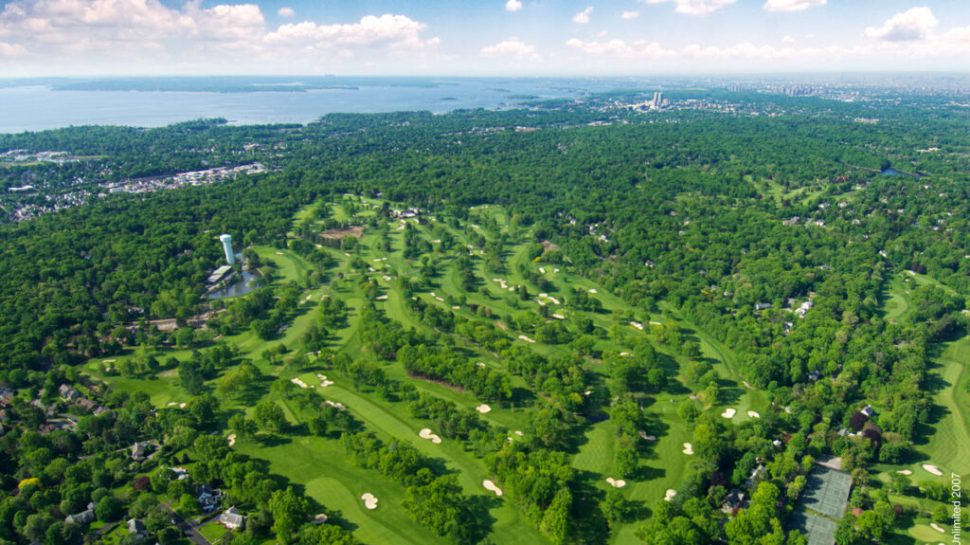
621, 10, 640, 20
763, 0, 826, 12
505, 0, 523, 12
644, 0, 736, 16
865, 7, 938, 41
481, 37, 540, 61
0, 0, 438, 71
573, 6, 593, 24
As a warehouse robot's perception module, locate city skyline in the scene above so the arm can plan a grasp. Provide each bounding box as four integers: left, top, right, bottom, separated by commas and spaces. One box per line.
1, 0, 969, 76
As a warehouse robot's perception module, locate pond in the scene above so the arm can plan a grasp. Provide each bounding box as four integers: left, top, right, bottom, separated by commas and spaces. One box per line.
206, 271, 262, 300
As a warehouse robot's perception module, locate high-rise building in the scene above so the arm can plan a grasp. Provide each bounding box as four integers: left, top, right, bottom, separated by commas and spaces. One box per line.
219, 234, 235, 265
652, 91, 664, 109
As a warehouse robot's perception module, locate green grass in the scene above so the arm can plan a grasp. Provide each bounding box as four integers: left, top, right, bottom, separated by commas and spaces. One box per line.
916, 334, 970, 477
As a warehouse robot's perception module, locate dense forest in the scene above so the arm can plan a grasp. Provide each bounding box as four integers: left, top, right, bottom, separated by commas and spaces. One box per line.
0, 90, 968, 545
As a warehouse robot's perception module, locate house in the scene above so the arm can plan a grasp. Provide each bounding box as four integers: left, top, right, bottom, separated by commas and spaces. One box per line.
65, 503, 96, 525
721, 489, 747, 516
76, 398, 99, 413
747, 464, 768, 487
131, 441, 149, 461
170, 467, 189, 480
219, 507, 246, 530
861, 405, 875, 418
754, 302, 772, 311
127, 518, 146, 540
198, 485, 222, 512
59, 384, 80, 401
0, 387, 14, 406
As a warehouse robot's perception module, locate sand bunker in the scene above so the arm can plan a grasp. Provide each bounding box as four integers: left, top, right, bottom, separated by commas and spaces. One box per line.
291, 377, 309, 389
930, 522, 946, 533
896, 469, 913, 476
178, 402, 187, 409
476, 404, 492, 414
588, 289, 597, 294
324, 400, 346, 411
922, 464, 944, 476
721, 408, 737, 419
606, 478, 627, 488
514, 430, 524, 437
539, 267, 546, 274
629, 321, 644, 330
518, 335, 536, 343
376, 295, 388, 301
360, 493, 379, 510
682, 443, 694, 455
419, 428, 443, 444
312, 513, 328, 524
639, 431, 657, 442
664, 489, 678, 502
476, 361, 487, 368
483, 480, 503, 496
552, 313, 565, 320
227, 434, 236, 447
167, 402, 177, 406
747, 410, 761, 418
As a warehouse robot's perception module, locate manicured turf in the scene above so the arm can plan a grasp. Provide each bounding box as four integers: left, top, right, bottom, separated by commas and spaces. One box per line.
916, 333, 970, 477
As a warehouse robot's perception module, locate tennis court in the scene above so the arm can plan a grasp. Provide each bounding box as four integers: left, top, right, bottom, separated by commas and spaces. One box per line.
801, 466, 852, 519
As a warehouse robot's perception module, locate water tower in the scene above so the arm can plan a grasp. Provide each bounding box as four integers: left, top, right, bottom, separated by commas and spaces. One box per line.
219, 234, 235, 265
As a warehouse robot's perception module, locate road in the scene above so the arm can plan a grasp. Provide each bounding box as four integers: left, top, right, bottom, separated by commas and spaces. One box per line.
159, 502, 214, 545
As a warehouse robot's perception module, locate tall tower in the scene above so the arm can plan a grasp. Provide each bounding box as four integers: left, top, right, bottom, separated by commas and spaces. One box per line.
219, 234, 235, 265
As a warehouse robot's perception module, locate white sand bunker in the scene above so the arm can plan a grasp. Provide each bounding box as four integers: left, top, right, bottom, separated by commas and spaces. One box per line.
315, 374, 334, 387
629, 321, 644, 330
178, 402, 187, 409
291, 377, 309, 389
483, 480, 503, 497
419, 428, 443, 444
588, 289, 597, 294
324, 400, 346, 411
896, 469, 913, 475
167, 402, 177, 406
664, 489, 678, 502
518, 335, 536, 343
747, 410, 761, 418
639, 431, 656, 442
682, 443, 694, 455
514, 430, 524, 437
930, 522, 946, 533
721, 408, 737, 419
922, 464, 944, 476
361, 493, 379, 510
476, 361, 487, 368
227, 434, 236, 447
606, 477, 627, 488
376, 295, 388, 301
476, 404, 492, 414
552, 313, 565, 320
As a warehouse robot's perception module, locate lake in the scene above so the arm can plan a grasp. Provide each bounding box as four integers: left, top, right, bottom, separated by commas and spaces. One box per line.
0, 77, 626, 133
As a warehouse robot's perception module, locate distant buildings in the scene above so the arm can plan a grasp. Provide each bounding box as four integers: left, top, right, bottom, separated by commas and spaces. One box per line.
219, 507, 246, 530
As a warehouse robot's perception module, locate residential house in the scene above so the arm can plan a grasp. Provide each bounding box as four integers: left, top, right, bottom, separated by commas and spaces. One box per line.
219, 507, 246, 530
198, 485, 222, 513
59, 384, 80, 401
65, 503, 96, 525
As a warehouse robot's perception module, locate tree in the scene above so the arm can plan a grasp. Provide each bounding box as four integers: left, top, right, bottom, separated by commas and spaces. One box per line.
95, 496, 123, 522
254, 400, 287, 433
269, 487, 309, 544
539, 488, 571, 545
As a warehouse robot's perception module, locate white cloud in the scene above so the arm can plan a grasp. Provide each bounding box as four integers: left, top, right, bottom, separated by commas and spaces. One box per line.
277, 7, 295, 18
644, 0, 736, 16
481, 38, 540, 61
621, 10, 640, 20
783, 35, 795, 44
763, 0, 826, 13
573, 6, 593, 24
505, 0, 523, 13
865, 7, 938, 42
0, 0, 438, 71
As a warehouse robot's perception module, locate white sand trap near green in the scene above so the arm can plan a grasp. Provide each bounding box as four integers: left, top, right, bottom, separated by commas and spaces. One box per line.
606, 478, 627, 488
376, 295, 388, 301
227, 434, 236, 447
476, 404, 492, 414
514, 430, 524, 437
922, 464, 944, 476
178, 402, 187, 409
930, 522, 946, 533
476, 362, 486, 368
683, 443, 694, 455
896, 469, 912, 475
419, 428, 443, 444
483, 480, 503, 496
291, 377, 309, 389
721, 408, 737, 418
167, 402, 177, 406
361, 493, 379, 510
518, 335, 536, 343
747, 410, 760, 418
552, 313, 565, 320
324, 400, 346, 411
588, 289, 597, 294
620, 352, 631, 357
639, 431, 657, 441
664, 489, 678, 502
629, 321, 644, 330
312, 513, 328, 524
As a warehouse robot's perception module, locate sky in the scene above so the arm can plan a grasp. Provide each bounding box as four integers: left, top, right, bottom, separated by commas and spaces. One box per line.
0, 0, 969, 76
